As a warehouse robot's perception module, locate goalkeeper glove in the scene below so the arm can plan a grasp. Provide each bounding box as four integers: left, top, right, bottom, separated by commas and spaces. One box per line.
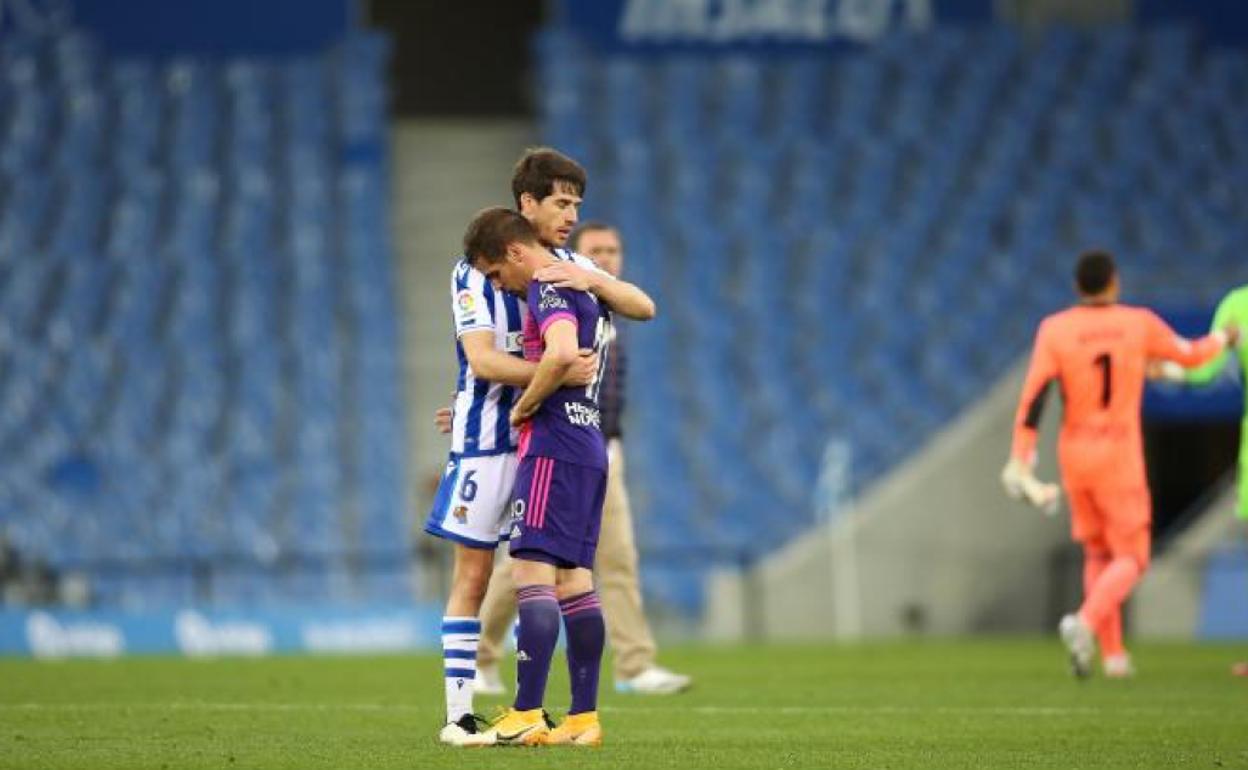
1147, 360, 1187, 383
1001, 457, 1061, 516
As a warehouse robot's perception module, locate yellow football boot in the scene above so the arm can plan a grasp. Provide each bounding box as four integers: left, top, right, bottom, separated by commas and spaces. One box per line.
544, 711, 602, 747
480, 708, 549, 747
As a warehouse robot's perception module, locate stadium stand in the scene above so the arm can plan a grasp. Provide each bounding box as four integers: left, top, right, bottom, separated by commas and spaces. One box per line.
534, 24, 1248, 610
0, 25, 407, 608
6, 19, 1248, 619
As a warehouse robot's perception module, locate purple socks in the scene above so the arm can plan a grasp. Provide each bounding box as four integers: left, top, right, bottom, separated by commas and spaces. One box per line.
560, 591, 605, 715
514, 584, 560, 712
512, 585, 605, 715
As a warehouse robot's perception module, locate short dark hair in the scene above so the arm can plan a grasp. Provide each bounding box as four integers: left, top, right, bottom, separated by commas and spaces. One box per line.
462, 207, 539, 267
511, 147, 587, 208
568, 221, 617, 252
1074, 250, 1117, 296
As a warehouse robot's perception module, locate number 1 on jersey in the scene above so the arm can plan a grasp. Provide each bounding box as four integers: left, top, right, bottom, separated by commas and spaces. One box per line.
1093, 352, 1112, 409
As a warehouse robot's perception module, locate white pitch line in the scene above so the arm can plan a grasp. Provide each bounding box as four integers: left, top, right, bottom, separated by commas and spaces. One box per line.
0, 703, 1221, 717
609, 705, 1232, 718
0, 703, 424, 712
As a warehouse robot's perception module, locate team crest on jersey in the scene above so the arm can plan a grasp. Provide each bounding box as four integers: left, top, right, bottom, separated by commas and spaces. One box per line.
453, 505, 469, 524
538, 283, 569, 312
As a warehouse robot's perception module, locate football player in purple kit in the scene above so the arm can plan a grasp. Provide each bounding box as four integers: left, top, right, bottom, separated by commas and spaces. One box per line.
463, 207, 619, 747
427, 149, 655, 747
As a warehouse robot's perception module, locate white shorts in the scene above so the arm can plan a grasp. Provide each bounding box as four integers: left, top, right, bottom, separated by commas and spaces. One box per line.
424, 453, 519, 549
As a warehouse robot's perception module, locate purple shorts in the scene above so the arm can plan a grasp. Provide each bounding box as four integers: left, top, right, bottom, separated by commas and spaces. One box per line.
508, 455, 607, 570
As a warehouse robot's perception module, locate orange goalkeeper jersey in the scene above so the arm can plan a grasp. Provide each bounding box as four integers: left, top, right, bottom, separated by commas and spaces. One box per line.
1011, 304, 1227, 488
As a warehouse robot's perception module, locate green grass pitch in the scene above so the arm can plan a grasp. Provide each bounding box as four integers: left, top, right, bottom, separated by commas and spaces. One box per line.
2, 640, 1246, 769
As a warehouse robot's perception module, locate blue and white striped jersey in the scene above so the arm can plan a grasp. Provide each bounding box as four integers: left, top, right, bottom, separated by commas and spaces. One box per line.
448, 250, 603, 457
450, 259, 524, 457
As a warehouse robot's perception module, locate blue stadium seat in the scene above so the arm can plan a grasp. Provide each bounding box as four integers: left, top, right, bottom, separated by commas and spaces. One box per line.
0, 26, 404, 608
533, 21, 1248, 613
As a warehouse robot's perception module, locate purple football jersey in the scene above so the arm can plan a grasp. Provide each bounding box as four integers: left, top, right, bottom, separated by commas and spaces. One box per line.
518, 280, 611, 470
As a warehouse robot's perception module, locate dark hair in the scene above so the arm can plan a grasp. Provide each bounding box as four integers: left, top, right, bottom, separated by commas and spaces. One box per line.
1074, 250, 1117, 296
568, 221, 617, 252
462, 207, 539, 267
511, 147, 587, 208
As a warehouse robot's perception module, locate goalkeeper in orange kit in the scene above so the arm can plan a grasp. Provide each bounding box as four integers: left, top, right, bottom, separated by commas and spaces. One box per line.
1002, 251, 1239, 678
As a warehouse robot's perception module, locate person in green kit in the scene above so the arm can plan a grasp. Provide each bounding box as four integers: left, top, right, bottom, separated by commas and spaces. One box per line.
1182, 286, 1248, 520
1154, 285, 1248, 675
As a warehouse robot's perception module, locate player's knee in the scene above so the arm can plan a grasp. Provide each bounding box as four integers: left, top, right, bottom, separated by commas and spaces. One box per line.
448, 581, 488, 611
554, 583, 592, 602
511, 557, 556, 588
463, 566, 492, 595
453, 549, 494, 594
554, 569, 594, 600
1108, 551, 1148, 575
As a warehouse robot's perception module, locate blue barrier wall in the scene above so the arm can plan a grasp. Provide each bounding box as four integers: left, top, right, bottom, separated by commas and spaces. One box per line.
0, 604, 444, 657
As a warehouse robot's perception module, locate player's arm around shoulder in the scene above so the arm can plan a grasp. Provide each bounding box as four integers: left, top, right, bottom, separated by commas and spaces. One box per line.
534, 257, 656, 321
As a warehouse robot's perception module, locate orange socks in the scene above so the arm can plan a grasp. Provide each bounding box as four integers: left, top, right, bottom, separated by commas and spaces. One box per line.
1082, 552, 1125, 658
1079, 555, 1141, 653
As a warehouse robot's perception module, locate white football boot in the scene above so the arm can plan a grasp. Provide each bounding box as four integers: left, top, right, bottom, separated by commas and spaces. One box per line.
615, 665, 692, 695
1058, 614, 1096, 680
